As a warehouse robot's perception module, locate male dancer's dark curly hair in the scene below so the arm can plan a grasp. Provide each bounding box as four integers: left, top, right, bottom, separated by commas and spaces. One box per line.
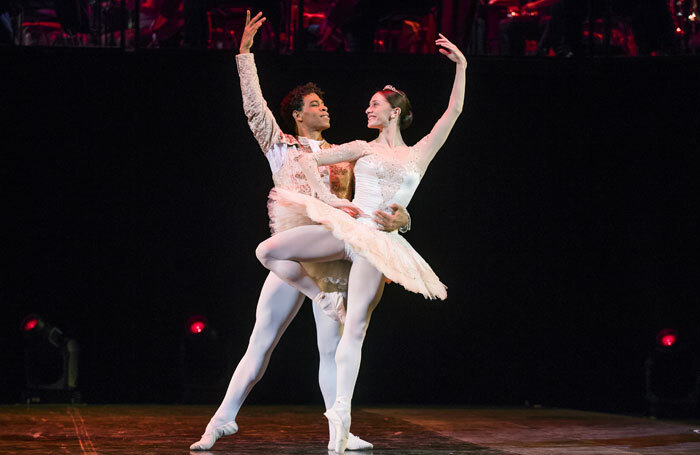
279, 82, 325, 134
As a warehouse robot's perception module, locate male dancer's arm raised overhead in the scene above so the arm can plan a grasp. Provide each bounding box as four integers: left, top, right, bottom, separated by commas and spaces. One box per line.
189, 10, 409, 452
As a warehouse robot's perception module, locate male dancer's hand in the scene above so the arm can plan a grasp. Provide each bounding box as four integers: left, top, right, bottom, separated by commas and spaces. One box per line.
329, 198, 365, 218
374, 204, 409, 232
239, 10, 266, 54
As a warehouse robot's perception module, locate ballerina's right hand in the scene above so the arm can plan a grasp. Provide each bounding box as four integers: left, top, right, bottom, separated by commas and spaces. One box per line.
239, 10, 266, 54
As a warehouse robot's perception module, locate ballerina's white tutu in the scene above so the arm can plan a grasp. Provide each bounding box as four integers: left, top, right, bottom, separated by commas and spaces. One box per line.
268, 195, 352, 294
268, 187, 447, 300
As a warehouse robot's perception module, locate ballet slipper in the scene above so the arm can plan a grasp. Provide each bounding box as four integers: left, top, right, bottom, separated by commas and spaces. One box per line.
328, 432, 373, 451
324, 400, 351, 453
189, 420, 238, 451
314, 291, 347, 324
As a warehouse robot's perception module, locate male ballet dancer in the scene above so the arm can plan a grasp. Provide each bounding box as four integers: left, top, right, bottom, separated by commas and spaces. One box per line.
189, 11, 409, 451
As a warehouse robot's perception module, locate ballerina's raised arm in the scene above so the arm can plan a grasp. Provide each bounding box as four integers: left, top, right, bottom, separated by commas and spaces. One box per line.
413, 34, 468, 174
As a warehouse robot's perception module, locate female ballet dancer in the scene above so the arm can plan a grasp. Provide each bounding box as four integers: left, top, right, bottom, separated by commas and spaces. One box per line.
255, 34, 467, 453
189, 11, 409, 452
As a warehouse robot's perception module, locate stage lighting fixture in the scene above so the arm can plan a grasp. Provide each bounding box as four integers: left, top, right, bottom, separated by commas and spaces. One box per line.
23, 317, 40, 332
180, 314, 230, 403
645, 328, 699, 418
657, 328, 678, 347
20, 314, 81, 403
187, 315, 208, 335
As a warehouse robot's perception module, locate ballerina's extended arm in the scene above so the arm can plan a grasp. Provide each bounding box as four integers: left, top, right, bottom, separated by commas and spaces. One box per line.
297, 141, 371, 214
414, 34, 467, 173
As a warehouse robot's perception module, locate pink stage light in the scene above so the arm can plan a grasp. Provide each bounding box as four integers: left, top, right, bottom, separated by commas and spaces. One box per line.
660, 334, 677, 347
20, 315, 44, 333
186, 316, 208, 335
190, 321, 206, 334
23, 318, 39, 332
656, 328, 678, 347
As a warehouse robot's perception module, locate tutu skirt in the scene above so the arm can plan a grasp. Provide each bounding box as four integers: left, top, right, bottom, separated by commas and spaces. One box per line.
267, 191, 351, 294
268, 188, 447, 300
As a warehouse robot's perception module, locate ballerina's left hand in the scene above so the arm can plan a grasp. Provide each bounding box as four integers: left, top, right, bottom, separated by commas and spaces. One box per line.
436, 33, 467, 67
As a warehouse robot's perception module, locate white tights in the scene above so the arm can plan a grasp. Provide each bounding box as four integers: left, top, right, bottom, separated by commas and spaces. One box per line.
209, 271, 342, 427
256, 225, 385, 405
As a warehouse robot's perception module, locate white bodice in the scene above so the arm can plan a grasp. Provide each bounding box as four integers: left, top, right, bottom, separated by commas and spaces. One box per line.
305, 137, 439, 228
352, 151, 421, 223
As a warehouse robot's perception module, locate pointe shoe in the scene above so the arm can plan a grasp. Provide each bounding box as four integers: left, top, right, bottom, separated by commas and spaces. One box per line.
314, 291, 347, 324
189, 420, 238, 451
324, 402, 351, 453
328, 432, 373, 451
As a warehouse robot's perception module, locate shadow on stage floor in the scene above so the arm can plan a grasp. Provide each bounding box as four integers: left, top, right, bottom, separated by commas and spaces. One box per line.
1, 405, 699, 454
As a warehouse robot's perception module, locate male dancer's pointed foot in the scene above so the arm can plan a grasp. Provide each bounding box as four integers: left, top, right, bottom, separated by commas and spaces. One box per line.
328, 432, 373, 451
324, 399, 351, 453
189, 421, 238, 451
314, 291, 347, 324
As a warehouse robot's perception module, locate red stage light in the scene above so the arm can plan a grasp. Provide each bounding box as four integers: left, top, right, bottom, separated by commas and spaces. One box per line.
20, 315, 44, 334
186, 315, 208, 335
656, 328, 678, 347
23, 318, 39, 332
190, 321, 206, 334
661, 334, 677, 347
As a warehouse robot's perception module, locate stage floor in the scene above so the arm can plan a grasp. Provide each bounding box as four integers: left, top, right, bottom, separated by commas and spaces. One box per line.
1, 405, 699, 454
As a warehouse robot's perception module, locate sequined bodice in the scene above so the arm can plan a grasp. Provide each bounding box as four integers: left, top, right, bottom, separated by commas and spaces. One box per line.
352, 148, 421, 217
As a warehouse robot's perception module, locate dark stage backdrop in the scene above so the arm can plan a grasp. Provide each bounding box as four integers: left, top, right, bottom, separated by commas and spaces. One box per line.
2, 48, 699, 413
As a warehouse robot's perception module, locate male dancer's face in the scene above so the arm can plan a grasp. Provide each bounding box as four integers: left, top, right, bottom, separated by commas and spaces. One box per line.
294, 93, 331, 134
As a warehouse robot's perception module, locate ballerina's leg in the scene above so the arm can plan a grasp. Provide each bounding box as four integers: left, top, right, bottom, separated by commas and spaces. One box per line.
336, 257, 385, 401
311, 299, 342, 410
256, 225, 347, 299
310, 295, 345, 446
328, 257, 385, 452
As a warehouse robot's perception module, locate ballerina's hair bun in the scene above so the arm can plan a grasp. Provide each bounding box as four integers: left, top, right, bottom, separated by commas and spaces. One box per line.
379, 85, 413, 130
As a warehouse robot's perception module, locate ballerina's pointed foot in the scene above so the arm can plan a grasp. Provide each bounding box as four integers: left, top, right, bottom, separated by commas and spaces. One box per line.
324, 400, 351, 453
314, 291, 347, 324
189, 420, 238, 451
328, 432, 373, 451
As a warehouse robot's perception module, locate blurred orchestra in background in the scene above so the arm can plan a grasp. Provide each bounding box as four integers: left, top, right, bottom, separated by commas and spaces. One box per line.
1, 0, 697, 55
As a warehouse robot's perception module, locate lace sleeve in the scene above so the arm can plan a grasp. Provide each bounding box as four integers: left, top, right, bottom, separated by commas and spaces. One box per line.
314, 140, 370, 166
399, 208, 412, 233
236, 53, 289, 154
297, 141, 370, 204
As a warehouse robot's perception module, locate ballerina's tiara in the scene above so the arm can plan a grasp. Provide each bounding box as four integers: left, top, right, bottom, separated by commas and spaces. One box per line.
383, 84, 404, 95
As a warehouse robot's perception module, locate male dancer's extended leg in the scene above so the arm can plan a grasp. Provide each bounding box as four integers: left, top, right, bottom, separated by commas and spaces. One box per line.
190, 272, 304, 450
327, 257, 385, 453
